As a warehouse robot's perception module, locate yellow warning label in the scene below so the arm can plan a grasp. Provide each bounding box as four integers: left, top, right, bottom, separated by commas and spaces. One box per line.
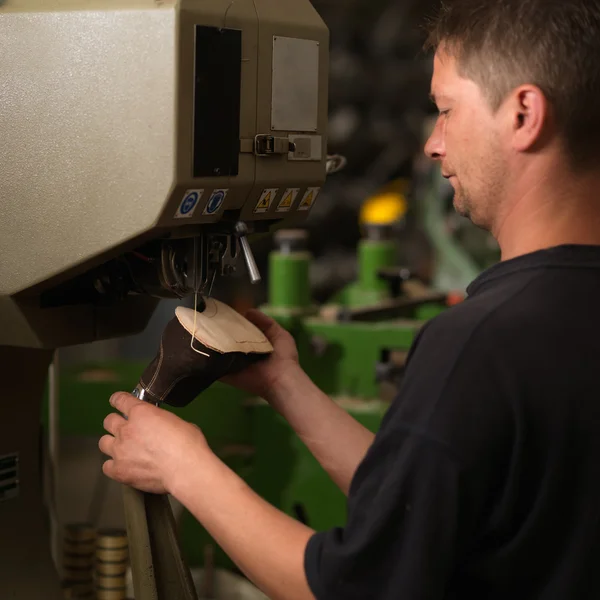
259, 192, 271, 209
276, 188, 300, 212
254, 188, 278, 213
298, 187, 320, 211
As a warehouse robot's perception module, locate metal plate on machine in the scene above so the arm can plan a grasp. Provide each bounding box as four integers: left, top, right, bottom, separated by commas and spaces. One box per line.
272, 36, 319, 132
0, 453, 19, 502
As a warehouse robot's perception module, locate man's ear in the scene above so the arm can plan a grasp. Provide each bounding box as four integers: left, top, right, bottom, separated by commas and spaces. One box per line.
510, 85, 549, 152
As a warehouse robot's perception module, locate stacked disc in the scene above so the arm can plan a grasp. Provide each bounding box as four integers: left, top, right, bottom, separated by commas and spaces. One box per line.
62, 523, 96, 598
95, 529, 129, 600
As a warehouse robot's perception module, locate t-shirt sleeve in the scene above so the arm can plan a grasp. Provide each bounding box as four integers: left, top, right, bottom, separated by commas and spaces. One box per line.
305, 432, 463, 600
304, 311, 514, 599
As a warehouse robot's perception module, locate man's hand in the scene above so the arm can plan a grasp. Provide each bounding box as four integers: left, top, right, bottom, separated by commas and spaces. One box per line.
222, 309, 301, 400
100, 389, 316, 600
225, 308, 375, 495
99, 392, 209, 494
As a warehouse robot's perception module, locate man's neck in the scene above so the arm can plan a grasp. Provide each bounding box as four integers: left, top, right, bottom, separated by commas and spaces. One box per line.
494, 164, 600, 261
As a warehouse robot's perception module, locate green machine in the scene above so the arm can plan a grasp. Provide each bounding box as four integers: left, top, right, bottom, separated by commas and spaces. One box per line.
261, 188, 450, 406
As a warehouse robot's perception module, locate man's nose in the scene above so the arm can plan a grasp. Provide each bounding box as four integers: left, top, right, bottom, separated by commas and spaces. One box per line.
424, 121, 445, 160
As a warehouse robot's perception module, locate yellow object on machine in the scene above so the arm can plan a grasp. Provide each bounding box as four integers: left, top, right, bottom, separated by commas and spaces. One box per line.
360, 180, 409, 227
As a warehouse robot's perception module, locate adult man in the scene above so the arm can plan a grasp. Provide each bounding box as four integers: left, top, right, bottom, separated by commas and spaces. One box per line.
100, 0, 600, 597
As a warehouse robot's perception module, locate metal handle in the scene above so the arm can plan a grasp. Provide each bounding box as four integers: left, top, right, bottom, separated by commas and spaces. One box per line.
126, 385, 198, 600
239, 235, 261, 284
234, 222, 261, 284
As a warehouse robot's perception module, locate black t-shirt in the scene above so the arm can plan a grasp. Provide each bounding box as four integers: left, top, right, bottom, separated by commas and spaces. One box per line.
305, 244, 600, 599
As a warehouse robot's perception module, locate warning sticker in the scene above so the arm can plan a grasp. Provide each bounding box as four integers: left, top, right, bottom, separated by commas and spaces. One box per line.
174, 190, 204, 219
203, 189, 228, 216
276, 188, 300, 212
298, 187, 320, 211
254, 188, 278, 213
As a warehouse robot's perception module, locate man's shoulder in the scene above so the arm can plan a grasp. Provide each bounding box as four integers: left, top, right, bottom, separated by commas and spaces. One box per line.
385, 285, 529, 468
424, 253, 600, 348
380, 295, 517, 473
418, 270, 546, 355
415, 292, 513, 360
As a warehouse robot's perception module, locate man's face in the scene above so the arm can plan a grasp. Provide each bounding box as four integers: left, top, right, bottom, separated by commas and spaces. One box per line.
425, 50, 508, 230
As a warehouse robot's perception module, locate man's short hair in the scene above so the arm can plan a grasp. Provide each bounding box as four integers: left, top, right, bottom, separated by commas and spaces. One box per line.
425, 0, 600, 170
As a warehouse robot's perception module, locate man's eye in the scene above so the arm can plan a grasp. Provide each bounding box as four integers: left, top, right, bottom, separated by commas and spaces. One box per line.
439, 109, 450, 116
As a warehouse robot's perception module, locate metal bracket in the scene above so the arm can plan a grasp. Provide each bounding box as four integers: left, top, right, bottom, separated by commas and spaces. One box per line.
254, 134, 294, 156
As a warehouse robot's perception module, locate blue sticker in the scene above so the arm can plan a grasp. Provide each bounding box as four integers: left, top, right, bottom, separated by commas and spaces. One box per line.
181, 192, 199, 214
203, 189, 228, 215
175, 190, 204, 219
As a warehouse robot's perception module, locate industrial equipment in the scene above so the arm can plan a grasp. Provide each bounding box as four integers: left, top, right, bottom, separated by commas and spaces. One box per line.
45, 190, 453, 587
0, 1, 330, 597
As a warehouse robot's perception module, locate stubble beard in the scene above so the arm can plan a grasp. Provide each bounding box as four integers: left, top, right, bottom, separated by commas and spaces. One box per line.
452, 160, 505, 232
453, 185, 471, 219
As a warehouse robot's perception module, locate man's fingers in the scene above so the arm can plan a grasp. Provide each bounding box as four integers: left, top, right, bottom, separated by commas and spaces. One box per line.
102, 459, 115, 477
103, 412, 127, 436
102, 458, 127, 483
109, 392, 141, 417
102, 459, 123, 483
99, 435, 116, 458
245, 309, 281, 340
102, 459, 158, 492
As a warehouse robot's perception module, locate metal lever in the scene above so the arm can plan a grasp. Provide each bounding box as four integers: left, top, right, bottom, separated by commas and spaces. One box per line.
234, 221, 261, 284
124, 385, 199, 600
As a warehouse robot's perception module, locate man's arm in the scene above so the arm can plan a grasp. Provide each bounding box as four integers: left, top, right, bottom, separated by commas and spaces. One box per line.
172, 451, 315, 600
223, 309, 374, 495
100, 393, 316, 600
265, 364, 375, 495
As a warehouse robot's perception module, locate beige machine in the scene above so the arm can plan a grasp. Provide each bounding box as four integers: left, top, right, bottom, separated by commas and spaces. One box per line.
0, 0, 329, 596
